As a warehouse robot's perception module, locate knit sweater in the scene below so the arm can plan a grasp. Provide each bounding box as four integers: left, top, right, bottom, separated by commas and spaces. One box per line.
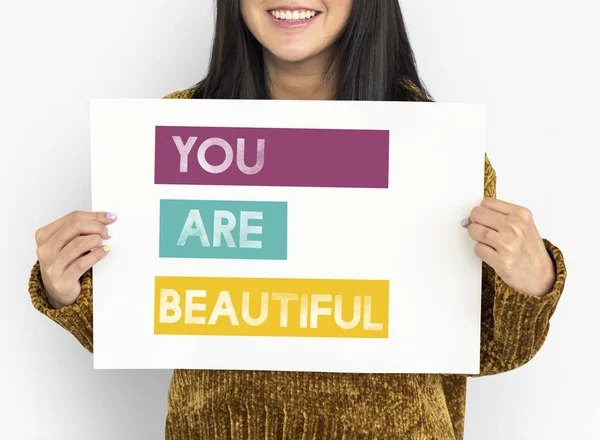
29, 87, 567, 440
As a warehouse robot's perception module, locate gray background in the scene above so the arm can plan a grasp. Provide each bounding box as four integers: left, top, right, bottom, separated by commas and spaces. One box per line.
1, 0, 598, 438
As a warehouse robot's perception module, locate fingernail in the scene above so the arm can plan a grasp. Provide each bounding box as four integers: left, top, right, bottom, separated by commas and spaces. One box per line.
107, 213, 117, 221
103, 245, 111, 252
106, 227, 113, 238
461, 217, 470, 227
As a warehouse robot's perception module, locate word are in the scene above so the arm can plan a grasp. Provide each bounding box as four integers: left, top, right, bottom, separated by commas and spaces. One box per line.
159, 199, 287, 260
178, 209, 262, 248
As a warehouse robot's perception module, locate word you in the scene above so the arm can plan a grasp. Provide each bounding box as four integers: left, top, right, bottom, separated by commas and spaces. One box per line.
173, 136, 265, 175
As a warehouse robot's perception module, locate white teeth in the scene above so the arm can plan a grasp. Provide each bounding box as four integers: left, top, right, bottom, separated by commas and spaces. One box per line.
271, 9, 319, 21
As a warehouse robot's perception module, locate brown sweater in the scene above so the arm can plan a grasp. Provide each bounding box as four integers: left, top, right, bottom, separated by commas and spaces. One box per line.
29, 88, 568, 440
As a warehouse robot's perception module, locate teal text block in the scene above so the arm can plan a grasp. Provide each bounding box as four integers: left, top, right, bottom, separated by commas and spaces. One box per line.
159, 199, 287, 260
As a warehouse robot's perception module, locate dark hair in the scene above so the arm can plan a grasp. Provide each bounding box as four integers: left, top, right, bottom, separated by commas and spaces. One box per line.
191, 0, 433, 102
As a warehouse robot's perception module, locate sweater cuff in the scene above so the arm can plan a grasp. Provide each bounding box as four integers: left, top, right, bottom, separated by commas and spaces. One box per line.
492, 238, 567, 359
29, 260, 94, 352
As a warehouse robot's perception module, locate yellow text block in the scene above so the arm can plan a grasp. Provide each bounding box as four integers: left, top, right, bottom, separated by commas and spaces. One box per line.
154, 276, 389, 338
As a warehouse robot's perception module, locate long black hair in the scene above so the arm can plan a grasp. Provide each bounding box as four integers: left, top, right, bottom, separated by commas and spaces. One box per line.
191, 0, 433, 102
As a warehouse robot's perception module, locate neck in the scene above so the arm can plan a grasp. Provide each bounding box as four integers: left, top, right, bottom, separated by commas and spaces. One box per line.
263, 49, 336, 100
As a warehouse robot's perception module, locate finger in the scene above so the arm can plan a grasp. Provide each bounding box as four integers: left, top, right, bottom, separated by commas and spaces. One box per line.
63, 245, 111, 282
480, 197, 522, 216
473, 241, 499, 268
54, 234, 105, 273
467, 222, 500, 249
36, 211, 116, 245
468, 205, 506, 232
48, 218, 112, 254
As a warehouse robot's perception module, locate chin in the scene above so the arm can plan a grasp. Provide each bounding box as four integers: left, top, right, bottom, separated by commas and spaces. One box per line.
272, 51, 313, 63
267, 44, 323, 64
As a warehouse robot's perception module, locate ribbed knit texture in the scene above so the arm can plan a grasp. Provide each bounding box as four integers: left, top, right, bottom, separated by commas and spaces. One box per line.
28, 86, 567, 440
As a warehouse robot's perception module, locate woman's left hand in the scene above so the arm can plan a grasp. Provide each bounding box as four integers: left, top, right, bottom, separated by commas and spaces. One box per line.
462, 197, 556, 297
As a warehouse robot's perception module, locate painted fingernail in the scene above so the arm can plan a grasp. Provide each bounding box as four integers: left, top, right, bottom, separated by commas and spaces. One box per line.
103, 245, 111, 252
461, 217, 470, 227
106, 227, 113, 238
107, 213, 117, 221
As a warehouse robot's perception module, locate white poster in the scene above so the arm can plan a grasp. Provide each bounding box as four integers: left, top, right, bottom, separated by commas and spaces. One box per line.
90, 98, 485, 373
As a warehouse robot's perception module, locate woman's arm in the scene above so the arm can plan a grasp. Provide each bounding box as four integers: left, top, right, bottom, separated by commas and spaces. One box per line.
28, 89, 195, 353
471, 154, 567, 376
398, 80, 568, 375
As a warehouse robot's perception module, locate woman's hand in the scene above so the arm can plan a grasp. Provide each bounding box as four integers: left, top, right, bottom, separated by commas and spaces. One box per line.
462, 197, 556, 297
35, 211, 116, 309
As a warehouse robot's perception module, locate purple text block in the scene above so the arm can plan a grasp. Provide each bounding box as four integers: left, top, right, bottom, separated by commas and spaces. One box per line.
155, 126, 389, 188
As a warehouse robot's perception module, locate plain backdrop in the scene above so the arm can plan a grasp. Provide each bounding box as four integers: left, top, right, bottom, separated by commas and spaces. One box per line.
1, 1, 598, 439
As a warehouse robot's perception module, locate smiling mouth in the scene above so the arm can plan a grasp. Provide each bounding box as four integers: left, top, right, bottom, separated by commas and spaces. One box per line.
268, 8, 322, 22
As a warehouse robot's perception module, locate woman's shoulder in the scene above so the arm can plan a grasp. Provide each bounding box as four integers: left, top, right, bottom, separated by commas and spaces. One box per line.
162, 88, 195, 99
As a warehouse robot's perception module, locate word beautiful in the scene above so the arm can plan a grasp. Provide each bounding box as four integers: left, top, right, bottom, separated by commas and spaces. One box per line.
153, 125, 391, 337
155, 277, 390, 338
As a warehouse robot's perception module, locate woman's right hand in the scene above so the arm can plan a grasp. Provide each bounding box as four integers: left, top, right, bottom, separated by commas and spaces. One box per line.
35, 211, 116, 310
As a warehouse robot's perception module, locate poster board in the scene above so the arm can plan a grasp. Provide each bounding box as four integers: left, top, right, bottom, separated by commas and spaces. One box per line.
90, 98, 485, 373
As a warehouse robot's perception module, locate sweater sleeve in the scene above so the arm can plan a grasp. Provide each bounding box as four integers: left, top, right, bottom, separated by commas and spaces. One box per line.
471, 153, 567, 377
29, 260, 94, 353
28, 88, 195, 353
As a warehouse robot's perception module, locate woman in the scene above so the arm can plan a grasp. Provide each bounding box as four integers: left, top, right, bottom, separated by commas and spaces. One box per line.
30, 1, 567, 439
